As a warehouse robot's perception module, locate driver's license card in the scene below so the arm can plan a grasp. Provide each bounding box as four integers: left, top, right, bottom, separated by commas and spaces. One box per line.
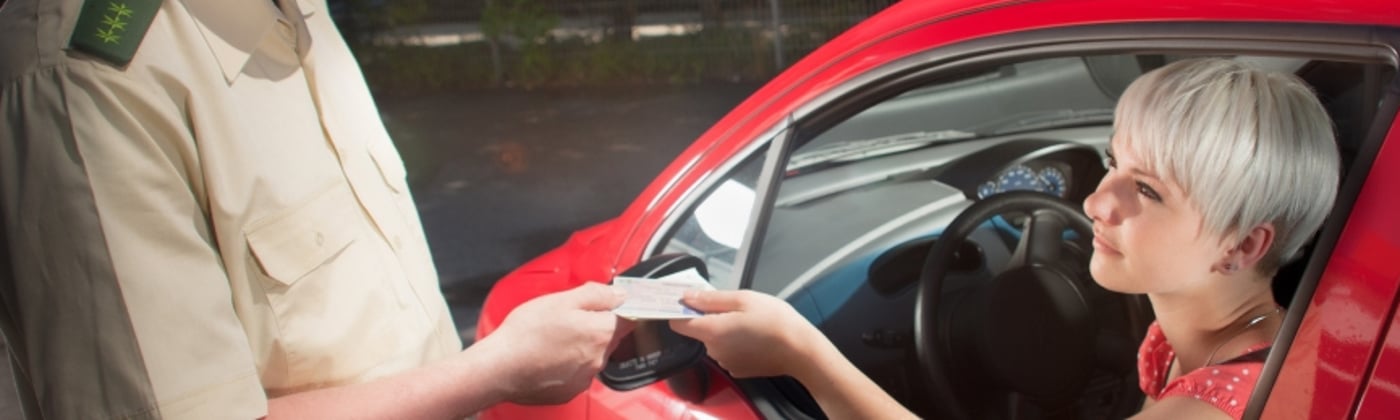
611, 268, 715, 320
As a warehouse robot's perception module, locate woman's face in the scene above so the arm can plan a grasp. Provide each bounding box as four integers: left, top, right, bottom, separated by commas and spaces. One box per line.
1082, 135, 1230, 295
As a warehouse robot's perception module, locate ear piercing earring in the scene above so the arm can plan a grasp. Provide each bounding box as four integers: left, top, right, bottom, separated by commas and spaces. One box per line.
1222, 262, 1238, 272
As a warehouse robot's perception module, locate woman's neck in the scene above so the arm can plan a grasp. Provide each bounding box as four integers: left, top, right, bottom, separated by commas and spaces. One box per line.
1149, 276, 1280, 374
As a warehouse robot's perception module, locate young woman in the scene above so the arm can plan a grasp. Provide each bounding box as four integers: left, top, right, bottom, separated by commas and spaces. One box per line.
669, 57, 1340, 420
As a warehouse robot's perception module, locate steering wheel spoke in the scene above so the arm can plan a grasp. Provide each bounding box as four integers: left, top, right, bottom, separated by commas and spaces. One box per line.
915, 191, 1151, 420
1009, 210, 1069, 270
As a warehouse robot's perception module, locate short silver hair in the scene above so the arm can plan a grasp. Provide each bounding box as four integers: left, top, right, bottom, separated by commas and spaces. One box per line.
1114, 58, 1340, 274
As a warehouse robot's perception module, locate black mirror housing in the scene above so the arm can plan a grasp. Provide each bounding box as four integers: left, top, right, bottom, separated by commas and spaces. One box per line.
599, 254, 710, 391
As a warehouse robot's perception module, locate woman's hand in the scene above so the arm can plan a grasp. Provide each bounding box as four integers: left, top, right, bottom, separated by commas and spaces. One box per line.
671, 290, 917, 419
669, 290, 827, 379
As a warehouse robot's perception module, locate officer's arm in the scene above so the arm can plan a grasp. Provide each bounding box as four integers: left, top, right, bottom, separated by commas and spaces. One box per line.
263, 340, 516, 419
265, 282, 630, 419
1, 59, 567, 420
1, 60, 267, 417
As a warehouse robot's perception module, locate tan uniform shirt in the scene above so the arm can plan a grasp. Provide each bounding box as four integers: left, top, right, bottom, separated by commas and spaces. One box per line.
0, 0, 462, 418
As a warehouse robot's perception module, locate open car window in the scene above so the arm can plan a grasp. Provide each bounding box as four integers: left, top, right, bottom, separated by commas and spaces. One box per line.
754, 55, 1135, 298
647, 43, 1396, 418
652, 51, 1394, 301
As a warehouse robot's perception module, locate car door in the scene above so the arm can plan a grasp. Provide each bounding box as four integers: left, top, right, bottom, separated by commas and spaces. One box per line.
644, 23, 1400, 420
1261, 55, 1400, 419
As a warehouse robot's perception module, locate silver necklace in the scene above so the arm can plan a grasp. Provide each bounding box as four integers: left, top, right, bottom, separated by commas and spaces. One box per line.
1202, 306, 1283, 366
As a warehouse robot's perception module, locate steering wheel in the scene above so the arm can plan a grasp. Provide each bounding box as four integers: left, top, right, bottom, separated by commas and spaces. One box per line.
914, 191, 1152, 419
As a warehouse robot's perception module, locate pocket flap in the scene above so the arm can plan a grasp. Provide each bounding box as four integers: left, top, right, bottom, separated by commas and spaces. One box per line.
368, 142, 409, 194
245, 184, 359, 286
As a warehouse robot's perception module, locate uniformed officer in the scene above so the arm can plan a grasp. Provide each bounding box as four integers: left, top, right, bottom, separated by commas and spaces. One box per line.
0, 0, 630, 418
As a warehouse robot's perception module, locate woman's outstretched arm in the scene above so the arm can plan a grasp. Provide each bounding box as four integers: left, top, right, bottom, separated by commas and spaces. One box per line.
670, 290, 916, 419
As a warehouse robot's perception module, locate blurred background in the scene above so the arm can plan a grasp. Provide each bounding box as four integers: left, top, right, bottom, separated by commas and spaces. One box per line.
338, 0, 899, 342
335, 0, 895, 90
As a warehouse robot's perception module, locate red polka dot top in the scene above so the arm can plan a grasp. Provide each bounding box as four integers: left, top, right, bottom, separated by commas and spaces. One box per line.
1138, 321, 1271, 419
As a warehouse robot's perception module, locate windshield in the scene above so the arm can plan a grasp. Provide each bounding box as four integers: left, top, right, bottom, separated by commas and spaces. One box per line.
786, 129, 976, 173
791, 56, 1123, 173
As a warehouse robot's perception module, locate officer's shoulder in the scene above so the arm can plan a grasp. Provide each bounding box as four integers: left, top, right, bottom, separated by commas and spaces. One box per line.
0, 0, 160, 82
0, 0, 48, 83
67, 0, 161, 68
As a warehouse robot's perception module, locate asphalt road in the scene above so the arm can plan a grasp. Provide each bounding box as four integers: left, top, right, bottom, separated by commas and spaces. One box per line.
0, 82, 758, 417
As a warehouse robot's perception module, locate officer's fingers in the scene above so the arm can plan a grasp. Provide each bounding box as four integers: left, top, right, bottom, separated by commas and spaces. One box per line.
606, 318, 637, 354
573, 307, 621, 340
559, 282, 626, 311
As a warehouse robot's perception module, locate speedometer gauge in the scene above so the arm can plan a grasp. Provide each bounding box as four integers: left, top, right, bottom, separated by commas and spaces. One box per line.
977, 181, 998, 199
996, 165, 1040, 193
1038, 166, 1068, 198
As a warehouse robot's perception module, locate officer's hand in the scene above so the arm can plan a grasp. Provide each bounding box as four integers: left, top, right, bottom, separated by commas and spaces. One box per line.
486, 282, 633, 405
669, 290, 825, 379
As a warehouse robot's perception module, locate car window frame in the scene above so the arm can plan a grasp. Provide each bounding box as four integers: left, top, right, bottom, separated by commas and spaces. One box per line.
1343, 90, 1400, 418
731, 118, 797, 291
641, 21, 1400, 420
644, 122, 793, 291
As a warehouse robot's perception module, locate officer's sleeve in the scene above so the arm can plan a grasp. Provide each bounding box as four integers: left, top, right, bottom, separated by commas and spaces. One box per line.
0, 60, 268, 419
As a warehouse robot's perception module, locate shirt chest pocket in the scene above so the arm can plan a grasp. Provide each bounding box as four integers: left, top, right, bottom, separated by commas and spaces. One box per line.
244, 182, 413, 388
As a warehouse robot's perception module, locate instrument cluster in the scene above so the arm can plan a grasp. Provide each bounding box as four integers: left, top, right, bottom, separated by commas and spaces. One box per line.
976, 162, 1072, 199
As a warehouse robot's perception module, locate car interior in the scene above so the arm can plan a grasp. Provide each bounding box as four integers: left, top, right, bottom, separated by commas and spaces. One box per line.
638, 49, 1395, 419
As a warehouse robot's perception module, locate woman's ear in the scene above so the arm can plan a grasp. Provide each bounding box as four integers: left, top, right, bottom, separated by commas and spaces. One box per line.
1229, 223, 1276, 271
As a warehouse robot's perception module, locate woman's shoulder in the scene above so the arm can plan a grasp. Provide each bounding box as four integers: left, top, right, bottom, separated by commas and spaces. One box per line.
1158, 354, 1267, 420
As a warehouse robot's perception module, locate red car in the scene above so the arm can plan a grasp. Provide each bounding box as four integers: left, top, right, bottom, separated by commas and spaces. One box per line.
477, 0, 1400, 418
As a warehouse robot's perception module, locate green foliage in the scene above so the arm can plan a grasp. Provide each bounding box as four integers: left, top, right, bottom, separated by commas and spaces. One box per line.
356, 43, 496, 92
482, 0, 560, 86
385, 0, 430, 29
349, 0, 893, 93
789, 0, 870, 39
337, 0, 430, 46
481, 0, 557, 42
356, 25, 820, 93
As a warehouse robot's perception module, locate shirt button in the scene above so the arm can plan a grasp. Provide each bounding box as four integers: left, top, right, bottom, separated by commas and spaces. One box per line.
315, 232, 325, 246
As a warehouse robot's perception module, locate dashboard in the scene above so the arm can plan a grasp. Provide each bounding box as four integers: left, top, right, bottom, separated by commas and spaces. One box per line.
932, 138, 1105, 204
976, 162, 1073, 199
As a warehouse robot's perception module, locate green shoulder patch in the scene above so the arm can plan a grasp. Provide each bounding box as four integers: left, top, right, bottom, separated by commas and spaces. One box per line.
68, 0, 162, 67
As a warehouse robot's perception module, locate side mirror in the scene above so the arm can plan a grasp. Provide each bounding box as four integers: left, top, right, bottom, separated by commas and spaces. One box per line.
599, 254, 710, 391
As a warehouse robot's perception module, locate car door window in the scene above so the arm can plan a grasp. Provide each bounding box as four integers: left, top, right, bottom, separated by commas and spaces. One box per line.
651, 53, 1385, 303
640, 34, 1396, 418
750, 55, 1134, 297
655, 145, 768, 289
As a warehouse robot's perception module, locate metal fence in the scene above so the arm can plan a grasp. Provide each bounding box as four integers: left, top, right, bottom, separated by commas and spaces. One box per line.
340, 0, 898, 89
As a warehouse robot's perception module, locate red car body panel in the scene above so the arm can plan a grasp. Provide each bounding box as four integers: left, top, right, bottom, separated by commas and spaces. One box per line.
1270, 111, 1400, 419
1358, 301, 1400, 418
580, 366, 759, 420
479, 0, 1400, 418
